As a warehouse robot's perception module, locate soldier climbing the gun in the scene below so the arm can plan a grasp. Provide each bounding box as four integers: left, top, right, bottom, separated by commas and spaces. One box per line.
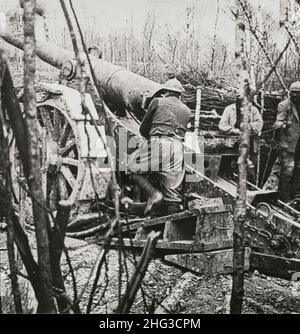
126, 79, 191, 217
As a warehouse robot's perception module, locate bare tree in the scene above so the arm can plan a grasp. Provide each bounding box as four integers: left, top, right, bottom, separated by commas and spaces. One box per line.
0, 51, 23, 314
142, 10, 156, 77
23, 0, 56, 313
210, 0, 221, 77
230, 0, 251, 314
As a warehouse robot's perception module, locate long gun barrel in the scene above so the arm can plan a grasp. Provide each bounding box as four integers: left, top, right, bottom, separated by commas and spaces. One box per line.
1, 33, 162, 115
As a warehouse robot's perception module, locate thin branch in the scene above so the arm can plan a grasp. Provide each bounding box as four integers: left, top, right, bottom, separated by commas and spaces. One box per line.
259, 37, 291, 89
116, 231, 160, 314
285, 25, 300, 57
210, 0, 221, 75
238, 0, 288, 92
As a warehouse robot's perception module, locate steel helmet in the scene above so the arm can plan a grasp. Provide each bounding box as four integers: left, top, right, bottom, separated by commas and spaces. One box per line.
290, 81, 300, 92
163, 78, 184, 94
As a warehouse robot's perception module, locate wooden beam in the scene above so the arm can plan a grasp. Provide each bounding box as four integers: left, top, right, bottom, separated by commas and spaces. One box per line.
250, 252, 300, 280
107, 238, 233, 256
165, 248, 251, 275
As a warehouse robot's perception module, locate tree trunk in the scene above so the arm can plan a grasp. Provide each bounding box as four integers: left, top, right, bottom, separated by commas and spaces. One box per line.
23, 0, 56, 313
230, 0, 251, 314
0, 54, 23, 314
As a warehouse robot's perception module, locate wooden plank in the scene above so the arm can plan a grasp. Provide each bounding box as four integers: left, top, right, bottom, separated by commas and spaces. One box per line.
143, 209, 201, 228
106, 238, 233, 256
201, 204, 232, 214
122, 205, 234, 243
188, 197, 224, 211
121, 209, 202, 234
195, 209, 234, 244
250, 252, 300, 280
164, 248, 251, 275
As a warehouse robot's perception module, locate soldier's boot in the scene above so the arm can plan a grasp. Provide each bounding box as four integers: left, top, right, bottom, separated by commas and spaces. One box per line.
131, 175, 163, 215
279, 151, 295, 202
279, 167, 294, 202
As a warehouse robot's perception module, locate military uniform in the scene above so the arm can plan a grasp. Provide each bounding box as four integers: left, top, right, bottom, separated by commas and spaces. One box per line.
219, 103, 263, 181
128, 96, 191, 204
219, 103, 263, 153
264, 93, 300, 202
128, 79, 191, 215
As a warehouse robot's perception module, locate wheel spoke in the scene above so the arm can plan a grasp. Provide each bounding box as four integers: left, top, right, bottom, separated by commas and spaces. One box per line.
61, 139, 76, 156
60, 123, 72, 147
60, 166, 76, 189
12, 105, 80, 213
62, 157, 79, 167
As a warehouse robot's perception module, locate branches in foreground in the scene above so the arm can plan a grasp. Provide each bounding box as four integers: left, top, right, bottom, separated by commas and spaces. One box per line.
116, 231, 160, 314
0, 53, 23, 314
23, 0, 56, 313
230, 0, 250, 314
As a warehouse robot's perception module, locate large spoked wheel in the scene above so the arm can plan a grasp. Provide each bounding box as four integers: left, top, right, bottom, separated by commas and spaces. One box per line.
11, 104, 85, 212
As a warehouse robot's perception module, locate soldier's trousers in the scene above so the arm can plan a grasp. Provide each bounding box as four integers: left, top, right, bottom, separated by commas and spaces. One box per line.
127, 136, 185, 203
264, 150, 300, 202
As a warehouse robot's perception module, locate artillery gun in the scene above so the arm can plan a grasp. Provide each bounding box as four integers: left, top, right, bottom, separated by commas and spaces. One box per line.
1, 31, 300, 282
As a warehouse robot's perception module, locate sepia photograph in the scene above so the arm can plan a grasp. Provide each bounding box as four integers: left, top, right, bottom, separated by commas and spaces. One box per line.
0, 0, 299, 319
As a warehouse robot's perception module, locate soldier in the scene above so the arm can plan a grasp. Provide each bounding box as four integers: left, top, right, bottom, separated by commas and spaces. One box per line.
127, 78, 191, 216
266, 82, 300, 203
88, 44, 103, 59
218, 95, 263, 175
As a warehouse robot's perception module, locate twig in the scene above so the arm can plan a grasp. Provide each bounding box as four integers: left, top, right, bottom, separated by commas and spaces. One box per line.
210, 0, 221, 76
116, 231, 160, 314
86, 249, 108, 314
238, 0, 288, 93
285, 25, 300, 57
259, 37, 291, 89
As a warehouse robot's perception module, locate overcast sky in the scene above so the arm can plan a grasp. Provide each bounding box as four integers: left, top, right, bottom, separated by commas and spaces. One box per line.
69, 0, 282, 43
0, 0, 284, 47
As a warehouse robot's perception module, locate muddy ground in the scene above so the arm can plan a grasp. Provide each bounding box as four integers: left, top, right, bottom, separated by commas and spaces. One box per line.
0, 230, 299, 314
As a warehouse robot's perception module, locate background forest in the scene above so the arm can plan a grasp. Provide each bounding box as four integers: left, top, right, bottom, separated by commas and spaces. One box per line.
1, 0, 300, 92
